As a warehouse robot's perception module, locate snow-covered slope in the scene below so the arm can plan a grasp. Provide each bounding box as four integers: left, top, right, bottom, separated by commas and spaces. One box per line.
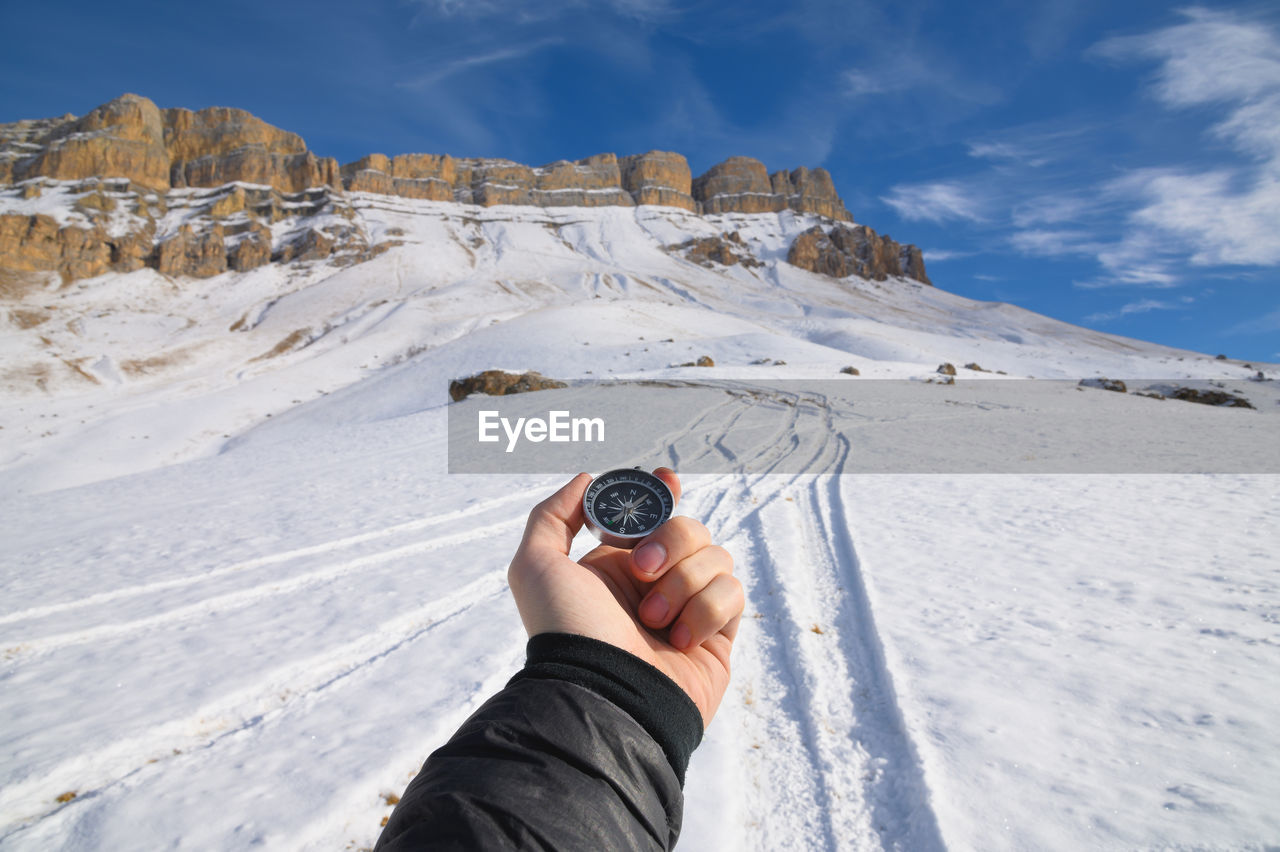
1, 193, 1277, 850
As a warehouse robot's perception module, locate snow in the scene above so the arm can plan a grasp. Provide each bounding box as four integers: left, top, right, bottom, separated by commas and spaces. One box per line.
1, 193, 1278, 850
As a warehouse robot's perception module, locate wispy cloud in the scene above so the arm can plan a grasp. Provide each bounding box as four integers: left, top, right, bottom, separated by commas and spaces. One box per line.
967, 140, 1050, 167
1007, 228, 1098, 258
1089, 7, 1280, 270
841, 55, 1003, 106
881, 181, 990, 223
414, 0, 674, 22
1085, 296, 1192, 323
923, 248, 978, 262
398, 37, 564, 89
1092, 7, 1280, 123
842, 69, 892, 97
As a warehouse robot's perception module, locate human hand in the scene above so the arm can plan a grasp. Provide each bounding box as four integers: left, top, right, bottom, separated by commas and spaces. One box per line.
507, 469, 743, 729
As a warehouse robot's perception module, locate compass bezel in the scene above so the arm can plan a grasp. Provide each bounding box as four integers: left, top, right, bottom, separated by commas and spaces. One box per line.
582, 468, 675, 548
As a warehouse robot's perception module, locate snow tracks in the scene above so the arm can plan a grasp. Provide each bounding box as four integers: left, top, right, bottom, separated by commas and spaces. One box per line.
0, 485, 542, 850
686, 474, 945, 851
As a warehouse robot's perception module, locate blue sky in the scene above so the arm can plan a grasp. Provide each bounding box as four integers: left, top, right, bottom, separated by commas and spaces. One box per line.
4, 0, 1279, 362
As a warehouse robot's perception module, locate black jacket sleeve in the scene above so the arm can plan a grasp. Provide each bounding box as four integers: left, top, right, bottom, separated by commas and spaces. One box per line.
373, 633, 704, 852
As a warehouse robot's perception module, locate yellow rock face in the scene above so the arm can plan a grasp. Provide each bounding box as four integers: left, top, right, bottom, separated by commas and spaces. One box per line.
0, 94, 865, 289
620, 151, 697, 212
12, 94, 170, 192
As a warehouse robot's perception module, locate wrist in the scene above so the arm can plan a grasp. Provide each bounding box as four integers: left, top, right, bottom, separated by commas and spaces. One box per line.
509, 632, 704, 783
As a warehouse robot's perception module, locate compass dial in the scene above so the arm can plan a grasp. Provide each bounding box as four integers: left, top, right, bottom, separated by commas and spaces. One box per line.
583, 468, 675, 549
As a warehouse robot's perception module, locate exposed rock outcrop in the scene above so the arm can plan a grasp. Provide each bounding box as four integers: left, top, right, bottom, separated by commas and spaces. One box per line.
0, 94, 343, 197
693, 157, 850, 220
620, 151, 697, 212
0, 212, 117, 283
0, 94, 170, 191
787, 224, 931, 285
157, 223, 227, 278
2, 94, 932, 287
1080, 377, 1127, 393
668, 231, 761, 268
448, 370, 568, 402
165, 105, 342, 194
341, 153, 455, 200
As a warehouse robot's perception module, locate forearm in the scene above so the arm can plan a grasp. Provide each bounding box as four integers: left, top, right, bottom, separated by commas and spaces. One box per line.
375, 633, 703, 852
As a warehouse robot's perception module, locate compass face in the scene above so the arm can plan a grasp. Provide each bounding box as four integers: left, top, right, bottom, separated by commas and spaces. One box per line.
583, 468, 675, 548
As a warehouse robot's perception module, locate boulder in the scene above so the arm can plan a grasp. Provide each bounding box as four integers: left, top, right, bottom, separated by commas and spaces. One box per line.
448, 370, 568, 402
669, 232, 760, 268
787, 223, 931, 285
1170, 387, 1253, 408
1079, 377, 1127, 393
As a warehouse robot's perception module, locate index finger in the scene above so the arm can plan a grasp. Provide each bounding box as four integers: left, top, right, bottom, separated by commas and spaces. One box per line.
653, 467, 682, 507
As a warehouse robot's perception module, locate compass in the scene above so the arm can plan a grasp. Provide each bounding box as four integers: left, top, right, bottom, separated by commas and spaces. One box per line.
583, 468, 675, 548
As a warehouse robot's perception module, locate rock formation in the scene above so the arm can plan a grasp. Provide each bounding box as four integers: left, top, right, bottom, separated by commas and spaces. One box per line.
787, 224, 931, 285
693, 157, 849, 220
1, 93, 929, 286
668, 231, 762, 268
448, 370, 568, 402
620, 151, 697, 212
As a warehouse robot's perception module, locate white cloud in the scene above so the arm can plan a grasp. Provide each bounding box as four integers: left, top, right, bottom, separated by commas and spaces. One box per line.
922, 248, 976, 262
1086, 298, 1188, 323
840, 51, 1002, 106
1007, 229, 1097, 258
881, 181, 988, 223
1010, 195, 1097, 228
842, 70, 890, 97
1089, 8, 1280, 270
415, 0, 672, 21
399, 38, 564, 89
1130, 170, 1280, 266
1093, 8, 1280, 120
967, 140, 1048, 167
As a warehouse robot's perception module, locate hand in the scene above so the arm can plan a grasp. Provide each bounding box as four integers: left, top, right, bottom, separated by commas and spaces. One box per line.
507, 469, 743, 729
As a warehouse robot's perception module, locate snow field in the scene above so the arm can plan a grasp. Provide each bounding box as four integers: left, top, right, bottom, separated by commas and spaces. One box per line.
2, 196, 1278, 849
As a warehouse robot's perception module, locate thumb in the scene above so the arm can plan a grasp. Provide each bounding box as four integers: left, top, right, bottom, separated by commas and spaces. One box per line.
515, 472, 592, 564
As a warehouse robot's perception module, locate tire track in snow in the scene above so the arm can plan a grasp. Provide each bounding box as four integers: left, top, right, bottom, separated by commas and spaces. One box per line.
0, 486, 542, 630
0, 567, 511, 835
691, 464, 944, 850
3, 518, 522, 658
728, 477, 847, 851
804, 473, 946, 850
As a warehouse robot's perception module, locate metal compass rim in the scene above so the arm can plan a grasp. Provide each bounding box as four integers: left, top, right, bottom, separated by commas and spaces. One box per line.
582, 467, 675, 549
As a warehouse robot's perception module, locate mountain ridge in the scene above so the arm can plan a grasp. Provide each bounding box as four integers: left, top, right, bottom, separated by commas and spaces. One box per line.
0, 93, 852, 218
0, 94, 939, 287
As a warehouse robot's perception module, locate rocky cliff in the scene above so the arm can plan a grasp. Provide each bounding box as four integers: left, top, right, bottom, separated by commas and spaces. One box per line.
788, 224, 931, 285
0, 93, 927, 286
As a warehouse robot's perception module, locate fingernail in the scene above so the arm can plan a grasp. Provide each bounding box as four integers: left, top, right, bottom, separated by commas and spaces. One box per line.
670, 623, 691, 650
634, 542, 666, 574
640, 593, 669, 624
